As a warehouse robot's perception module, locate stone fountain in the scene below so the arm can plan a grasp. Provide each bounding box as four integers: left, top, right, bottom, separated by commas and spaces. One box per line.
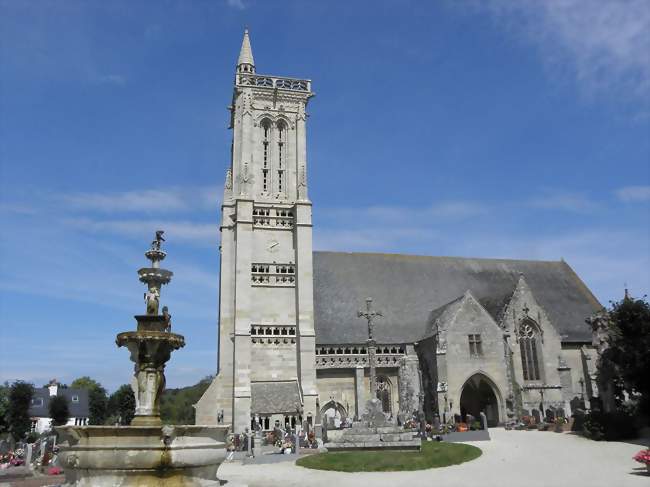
56, 232, 229, 486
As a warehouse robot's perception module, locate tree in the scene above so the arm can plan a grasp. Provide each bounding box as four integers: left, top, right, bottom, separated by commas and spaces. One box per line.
600, 295, 650, 415
0, 382, 9, 433
49, 395, 70, 427
160, 375, 213, 424
7, 381, 33, 440
70, 377, 102, 391
71, 376, 107, 425
108, 385, 135, 425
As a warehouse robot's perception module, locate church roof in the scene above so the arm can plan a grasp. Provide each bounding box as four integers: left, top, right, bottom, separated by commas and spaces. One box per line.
251, 381, 302, 415
312, 251, 601, 344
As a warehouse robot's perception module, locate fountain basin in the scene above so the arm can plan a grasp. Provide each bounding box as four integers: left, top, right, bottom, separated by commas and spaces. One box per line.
56, 424, 229, 486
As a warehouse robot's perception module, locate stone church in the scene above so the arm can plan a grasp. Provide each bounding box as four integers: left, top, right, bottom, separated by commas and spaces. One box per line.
195, 31, 602, 433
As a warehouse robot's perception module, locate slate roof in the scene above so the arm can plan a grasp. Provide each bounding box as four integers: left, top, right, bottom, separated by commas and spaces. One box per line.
251, 381, 302, 414
312, 251, 601, 344
28, 388, 90, 418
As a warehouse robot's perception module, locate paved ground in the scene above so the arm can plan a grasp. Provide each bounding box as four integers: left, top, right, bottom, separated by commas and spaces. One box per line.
218, 428, 650, 487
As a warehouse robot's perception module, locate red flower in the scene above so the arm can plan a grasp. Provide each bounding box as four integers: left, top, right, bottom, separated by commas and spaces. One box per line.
633, 449, 650, 464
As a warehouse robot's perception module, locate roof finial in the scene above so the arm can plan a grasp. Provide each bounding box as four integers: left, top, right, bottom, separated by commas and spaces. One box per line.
624, 283, 629, 300
237, 28, 255, 74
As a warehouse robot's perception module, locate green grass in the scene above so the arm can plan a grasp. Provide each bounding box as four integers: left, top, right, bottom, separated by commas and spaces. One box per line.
295, 441, 482, 472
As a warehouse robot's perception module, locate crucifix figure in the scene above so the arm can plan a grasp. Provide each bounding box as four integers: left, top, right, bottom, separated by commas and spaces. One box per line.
357, 297, 382, 398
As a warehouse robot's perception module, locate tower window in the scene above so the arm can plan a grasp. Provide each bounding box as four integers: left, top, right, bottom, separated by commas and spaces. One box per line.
277, 121, 285, 193
261, 119, 271, 192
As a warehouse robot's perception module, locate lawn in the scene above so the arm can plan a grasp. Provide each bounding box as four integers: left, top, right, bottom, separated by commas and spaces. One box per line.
295, 441, 482, 472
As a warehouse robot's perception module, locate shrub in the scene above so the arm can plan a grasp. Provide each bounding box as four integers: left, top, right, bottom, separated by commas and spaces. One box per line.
571, 411, 586, 432
583, 410, 637, 441
48, 395, 69, 426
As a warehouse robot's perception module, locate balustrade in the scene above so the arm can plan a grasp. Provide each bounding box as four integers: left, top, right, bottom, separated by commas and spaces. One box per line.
238, 74, 310, 92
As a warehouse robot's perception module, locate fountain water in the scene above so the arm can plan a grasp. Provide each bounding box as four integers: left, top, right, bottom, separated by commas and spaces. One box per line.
57, 232, 229, 486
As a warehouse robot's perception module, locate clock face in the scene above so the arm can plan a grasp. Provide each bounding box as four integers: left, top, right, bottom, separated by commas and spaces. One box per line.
267, 239, 279, 253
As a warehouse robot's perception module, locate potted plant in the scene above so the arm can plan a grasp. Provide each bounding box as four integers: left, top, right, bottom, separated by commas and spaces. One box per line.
633, 449, 650, 473
553, 417, 566, 433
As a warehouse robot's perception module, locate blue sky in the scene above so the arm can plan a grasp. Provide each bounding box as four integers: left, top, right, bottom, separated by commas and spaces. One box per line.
1, 0, 648, 392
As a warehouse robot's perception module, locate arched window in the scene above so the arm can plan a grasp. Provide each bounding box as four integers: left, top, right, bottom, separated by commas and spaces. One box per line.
261, 119, 271, 193
376, 376, 392, 413
518, 319, 542, 381
276, 121, 286, 193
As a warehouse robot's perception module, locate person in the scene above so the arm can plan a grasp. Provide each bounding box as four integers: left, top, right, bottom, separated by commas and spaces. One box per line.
225, 435, 235, 461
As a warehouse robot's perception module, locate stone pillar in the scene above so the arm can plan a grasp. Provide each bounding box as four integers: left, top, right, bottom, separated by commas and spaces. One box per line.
354, 367, 365, 420
398, 354, 421, 421
233, 199, 254, 433
294, 202, 318, 422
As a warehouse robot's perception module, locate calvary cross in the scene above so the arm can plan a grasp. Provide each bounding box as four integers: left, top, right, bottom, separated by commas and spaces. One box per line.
358, 297, 383, 397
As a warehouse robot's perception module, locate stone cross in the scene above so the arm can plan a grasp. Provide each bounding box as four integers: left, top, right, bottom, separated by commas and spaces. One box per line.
357, 297, 382, 398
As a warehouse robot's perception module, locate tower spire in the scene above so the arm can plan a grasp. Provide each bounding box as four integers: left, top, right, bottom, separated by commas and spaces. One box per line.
237, 28, 255, 74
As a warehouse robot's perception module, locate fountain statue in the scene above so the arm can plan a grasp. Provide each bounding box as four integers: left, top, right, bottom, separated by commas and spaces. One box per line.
56, 232, 229, 486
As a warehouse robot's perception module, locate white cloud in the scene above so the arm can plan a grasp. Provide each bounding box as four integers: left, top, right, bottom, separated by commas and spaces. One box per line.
63, 217, 218, 245
63, 190, 189, 213
469, 0, 650, 99
327, 200, 486, 223
615, 185, 650, 202
529, 190, 597, 212
226, 0, 245, 10
61, 185, 222, 214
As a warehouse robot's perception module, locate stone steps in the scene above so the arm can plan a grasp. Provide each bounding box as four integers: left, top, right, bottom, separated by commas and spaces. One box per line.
323, 439, 421, 452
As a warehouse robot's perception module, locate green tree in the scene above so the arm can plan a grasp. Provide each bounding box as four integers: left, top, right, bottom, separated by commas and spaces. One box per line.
71, 376, 107, 425
49, 395, 70, 427
601, 295, 650, 414
0, 382, 9, 433
108, 385, 135, 425
7, 381, 33, 440
160, 375, 213, 424
70, 377, 102, 391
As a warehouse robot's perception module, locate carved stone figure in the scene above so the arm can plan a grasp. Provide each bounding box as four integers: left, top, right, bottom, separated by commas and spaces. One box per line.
162, 306, 172, 332
131, 366, 165, 418
225, 167, 233, 190
144, 288, 160, 315
151, 230, 165, 251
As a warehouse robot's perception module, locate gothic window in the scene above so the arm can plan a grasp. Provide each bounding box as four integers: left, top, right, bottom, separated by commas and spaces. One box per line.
261, 119, 271, 192
276, 121, 286, 193
518, 320, 542, 381
468, 334, 482, 357
376, 376, 392, 413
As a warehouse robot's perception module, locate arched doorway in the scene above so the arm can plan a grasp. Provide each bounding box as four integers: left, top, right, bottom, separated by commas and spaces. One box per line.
320, 400, 347, 429
460, 373, 500, 427
376, 376, 392, 414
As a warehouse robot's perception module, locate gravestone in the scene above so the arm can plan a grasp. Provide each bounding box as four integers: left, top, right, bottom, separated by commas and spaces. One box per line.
480, 412, 488, 430
532, 409, 541, 424
25, 443, 33, 469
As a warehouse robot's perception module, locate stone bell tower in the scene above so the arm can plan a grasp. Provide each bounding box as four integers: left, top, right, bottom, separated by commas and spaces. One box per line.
196, 30, 318, 433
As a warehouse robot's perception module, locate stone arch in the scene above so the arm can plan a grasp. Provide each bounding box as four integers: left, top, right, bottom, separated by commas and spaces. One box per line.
458, 371, 503, 427
320, 400, 347, 429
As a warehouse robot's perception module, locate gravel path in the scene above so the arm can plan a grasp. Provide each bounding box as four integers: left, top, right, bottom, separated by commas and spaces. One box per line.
217, 428, 650, 487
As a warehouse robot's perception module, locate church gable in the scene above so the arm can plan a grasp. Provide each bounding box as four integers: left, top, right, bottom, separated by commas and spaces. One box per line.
433, 291, 501, 341
438, 291, 503, 353
501, 274, 561, 343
